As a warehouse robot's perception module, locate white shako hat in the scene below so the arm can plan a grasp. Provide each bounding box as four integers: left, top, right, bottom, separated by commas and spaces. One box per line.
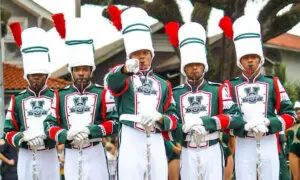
121, 7, 155, 59
294, 101, 300, 109
52, 13, 95, 73
232, 15, 264, 70
9, 23, 50, 80
178, 22, 208, 77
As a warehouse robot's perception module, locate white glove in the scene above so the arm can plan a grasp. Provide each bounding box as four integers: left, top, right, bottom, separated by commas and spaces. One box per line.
67, 126, 90, 141
22, 129, 45, 142
73, 131, 89, 142
28, 136, 45, 147
182, 117, 203, 133
125, 58, 139, 73
190, 125, 208, 135
252, 124, 269, 134
244, 119, 263, 132
263, 118, 270, 126
140, 111, 162, 127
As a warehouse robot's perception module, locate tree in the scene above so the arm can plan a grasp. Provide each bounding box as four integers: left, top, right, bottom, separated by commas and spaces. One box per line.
275, 63, 300, 103
82, 0, 300, 81
1, 7, 11, 38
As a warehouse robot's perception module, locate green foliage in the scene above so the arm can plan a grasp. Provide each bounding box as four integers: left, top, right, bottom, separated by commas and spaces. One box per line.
274, 63, 286, 85
275, 62, 300, 103
284, 81, 300, 103
1, 8, 11, 38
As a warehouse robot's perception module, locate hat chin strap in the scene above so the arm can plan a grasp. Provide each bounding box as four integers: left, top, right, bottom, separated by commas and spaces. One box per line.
139, 66, 151, 72
25, 74, 49, 89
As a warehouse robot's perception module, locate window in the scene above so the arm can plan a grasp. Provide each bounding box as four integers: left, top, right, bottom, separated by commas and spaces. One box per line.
4, 17, 28, 43
1, 17, 27, 62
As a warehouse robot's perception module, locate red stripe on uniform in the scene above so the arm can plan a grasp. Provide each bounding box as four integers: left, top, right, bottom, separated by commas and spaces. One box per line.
49, 127, 63, 140
102, 121, 113, 135
10, 95, 19, 131
54, 90, 61, 125
168, 115, 177, 130
162, 131, 171, 141
218, 85, 225, 114
107, 78, 129, 97
216, 114, 230, 129
101, 89, 108, 121
273, 77, 281, 112
275, 133, 281, 153
280, 114, 294, 129
163, 81, 173, 112
6, 131, 18, 146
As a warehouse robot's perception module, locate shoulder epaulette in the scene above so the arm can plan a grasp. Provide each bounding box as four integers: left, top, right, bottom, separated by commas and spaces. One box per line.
59, 85, 70, 91
264, 75, 274, 79
207, 81, 221, 86
95, 84, 104, 88
17, 89, 27, 95
230, 77, 240, 81
173, 84, 185, 90
152, 72, 166, 80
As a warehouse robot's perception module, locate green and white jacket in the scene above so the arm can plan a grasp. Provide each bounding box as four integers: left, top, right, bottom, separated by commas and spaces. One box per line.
44, 82, 119, 149
106, 65, 177, 134
224, 72, 295, 137
4, 86, 56, 150
171, 79, 243, 148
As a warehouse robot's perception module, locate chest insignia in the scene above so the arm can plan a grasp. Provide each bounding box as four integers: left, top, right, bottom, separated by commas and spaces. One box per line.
28, 100, 48, 117
70, 96, 91, 114
137, 79, 157, 96
186, 96, 206, 114
241, 87, 263, 104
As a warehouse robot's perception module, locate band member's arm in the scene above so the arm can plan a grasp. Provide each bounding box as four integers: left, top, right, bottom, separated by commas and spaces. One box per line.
267, 77, 295, 133
161, 82, 181, 141
44, 90, 67, 144
106, 64, 130, 96
201, 84, 244, 132
4, 95, 23, 147
297, 127, 300, 140
88, 89, 120, 138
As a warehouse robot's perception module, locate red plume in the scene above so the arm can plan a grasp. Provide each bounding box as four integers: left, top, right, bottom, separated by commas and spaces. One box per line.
108, 5, 122, 31
9, 22, 22, 47
165, 22, 180, 47
52, 13, 66, 39
219, 16, 233, 40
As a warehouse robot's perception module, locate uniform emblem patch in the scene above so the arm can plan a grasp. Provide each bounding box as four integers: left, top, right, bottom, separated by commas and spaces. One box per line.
137, 79, 157, 95
70, 96, 90, 114
186, 96, 206, 114
242, 87, 263, 104
28, 100, 48, 117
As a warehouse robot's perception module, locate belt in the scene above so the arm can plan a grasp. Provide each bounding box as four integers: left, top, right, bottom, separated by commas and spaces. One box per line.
120, 114, 141, 123
185, 132, 219, 148
120, 114, 156, 133
185, 131, 219, 142
246, 132, 267, 138
187, 139, 219, 149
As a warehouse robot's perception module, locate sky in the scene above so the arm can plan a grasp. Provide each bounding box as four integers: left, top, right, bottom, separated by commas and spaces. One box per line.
33, 0, 300, 72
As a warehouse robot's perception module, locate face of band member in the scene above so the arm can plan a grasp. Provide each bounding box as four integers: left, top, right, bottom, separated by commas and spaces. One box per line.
240, 54, 260, 75
130, 49, 152, 71
27, 73, 48, 91
296, 109, 300, 121
184, 63, 205, 81
72, 66, 92, 87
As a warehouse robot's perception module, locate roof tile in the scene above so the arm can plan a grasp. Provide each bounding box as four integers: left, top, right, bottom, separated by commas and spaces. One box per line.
3, 63, 71, 90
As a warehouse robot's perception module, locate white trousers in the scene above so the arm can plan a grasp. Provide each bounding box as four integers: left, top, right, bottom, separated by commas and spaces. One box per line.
180, 142, 224, 180
235, 134, 279, 180
64, 143, 109, 180
18, 148, 60, 180
118, 125, 168, 180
